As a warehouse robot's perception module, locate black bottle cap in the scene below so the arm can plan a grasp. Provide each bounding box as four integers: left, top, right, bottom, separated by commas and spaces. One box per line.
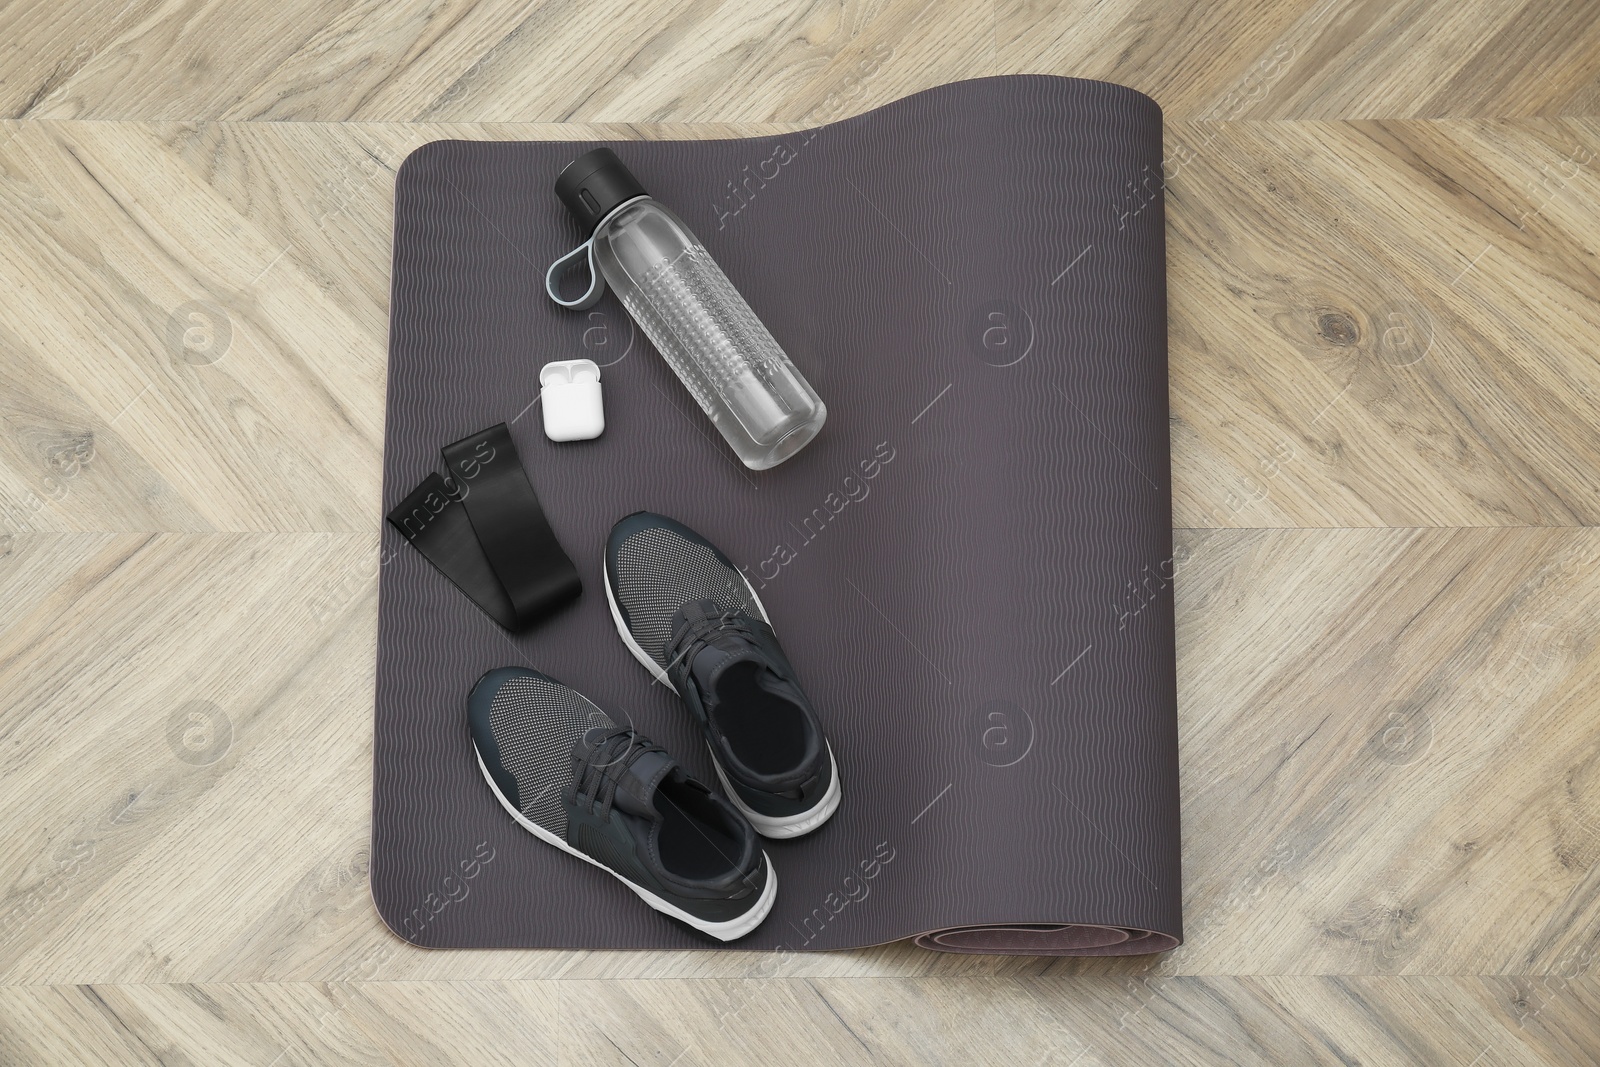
554, 148, 649, 235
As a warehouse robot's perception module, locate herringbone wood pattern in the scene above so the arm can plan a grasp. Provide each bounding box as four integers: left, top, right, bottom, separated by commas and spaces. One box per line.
3, 2, 1600, 1064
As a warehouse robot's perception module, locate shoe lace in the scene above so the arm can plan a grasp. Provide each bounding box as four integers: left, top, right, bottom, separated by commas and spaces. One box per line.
664, 605, 768, 687
571, 728, 668, 820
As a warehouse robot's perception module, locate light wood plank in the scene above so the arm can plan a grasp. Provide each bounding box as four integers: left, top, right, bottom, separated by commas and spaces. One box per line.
999, 0, 1600, 120
1, 977, 1598, 1065
5, 2, 1600, 123
1167, 117, 1600, 527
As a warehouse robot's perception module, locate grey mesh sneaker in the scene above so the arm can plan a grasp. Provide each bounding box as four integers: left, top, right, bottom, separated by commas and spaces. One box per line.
468, 666, 774, 940
603, 512, 840, 839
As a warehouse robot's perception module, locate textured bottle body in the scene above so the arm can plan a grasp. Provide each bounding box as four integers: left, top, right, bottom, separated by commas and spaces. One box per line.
592, 200, 826, 470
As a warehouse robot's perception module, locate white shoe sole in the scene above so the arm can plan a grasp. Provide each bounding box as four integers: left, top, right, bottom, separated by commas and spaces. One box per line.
474, 748, 776, 941
709, 739, 842, 839
603, 554, 842, 839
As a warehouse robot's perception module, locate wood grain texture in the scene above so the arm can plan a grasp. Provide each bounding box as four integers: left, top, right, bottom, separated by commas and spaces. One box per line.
2, 0, 1599, 1063
2, 977, 1599, 1065
3, 0, 1600, 122
1167, 117, 1600, 527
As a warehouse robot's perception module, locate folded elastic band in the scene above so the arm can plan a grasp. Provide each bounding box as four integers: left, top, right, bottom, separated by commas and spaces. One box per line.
387, 423, 582, 630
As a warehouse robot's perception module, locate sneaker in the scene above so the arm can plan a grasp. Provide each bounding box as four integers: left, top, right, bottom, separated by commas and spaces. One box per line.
468, 666, 774, 940
603, 512, 841, 839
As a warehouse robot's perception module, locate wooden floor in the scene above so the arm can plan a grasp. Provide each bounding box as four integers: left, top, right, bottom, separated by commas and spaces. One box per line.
3, 1, 1600, 1064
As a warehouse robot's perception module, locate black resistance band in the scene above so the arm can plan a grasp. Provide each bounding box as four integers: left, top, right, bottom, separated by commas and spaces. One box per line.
386, 423, 581, 630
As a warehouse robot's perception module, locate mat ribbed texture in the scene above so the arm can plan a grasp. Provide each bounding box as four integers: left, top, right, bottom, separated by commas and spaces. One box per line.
374, 75, 1180, 954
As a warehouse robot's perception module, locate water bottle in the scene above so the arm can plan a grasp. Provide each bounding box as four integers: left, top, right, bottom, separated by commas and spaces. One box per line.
545, 149, 826, 470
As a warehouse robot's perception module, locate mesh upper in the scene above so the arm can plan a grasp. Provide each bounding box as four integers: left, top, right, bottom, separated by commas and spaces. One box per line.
487, 674, 613, 839
613, 525, 760, 666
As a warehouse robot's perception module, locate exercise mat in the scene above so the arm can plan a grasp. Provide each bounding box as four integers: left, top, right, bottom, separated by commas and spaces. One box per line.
373, 75, 1179, 955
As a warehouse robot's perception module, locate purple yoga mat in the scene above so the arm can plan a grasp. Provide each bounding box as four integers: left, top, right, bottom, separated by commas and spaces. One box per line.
373, 75, 1179, 955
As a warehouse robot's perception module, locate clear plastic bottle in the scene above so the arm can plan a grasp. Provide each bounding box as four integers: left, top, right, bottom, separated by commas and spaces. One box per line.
546, 149, 826, 470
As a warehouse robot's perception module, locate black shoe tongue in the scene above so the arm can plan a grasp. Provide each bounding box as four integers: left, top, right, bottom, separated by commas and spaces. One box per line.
691, 644, 766, 707
610, 748, 678, 820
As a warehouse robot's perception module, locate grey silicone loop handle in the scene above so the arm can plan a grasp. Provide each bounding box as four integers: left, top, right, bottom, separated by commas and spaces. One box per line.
545, 240, 605, 310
